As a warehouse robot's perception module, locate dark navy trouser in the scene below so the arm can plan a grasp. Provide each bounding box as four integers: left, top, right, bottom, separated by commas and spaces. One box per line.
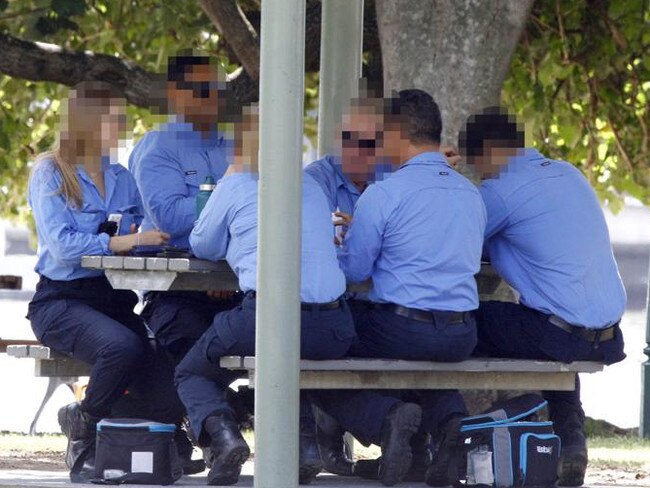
28, 276, 184, 422
474, 301, 625, 441
175, 295, 357, 443
141, 291, 242, 365
314, 304, 478, 445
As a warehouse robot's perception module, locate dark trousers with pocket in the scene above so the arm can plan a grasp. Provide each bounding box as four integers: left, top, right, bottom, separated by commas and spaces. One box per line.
314, 304, 478, 446
141, 291, 243, 365
474, 301, 625, 444
175, 294, 357, 443
27, 275, 184, 422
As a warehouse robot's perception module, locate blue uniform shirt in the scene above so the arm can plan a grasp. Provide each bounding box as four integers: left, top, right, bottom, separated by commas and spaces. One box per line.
339, 151, 486, 311
304, 155, 361, 214
128, 121, 231, 248
481, 148, 626, 328
30, 159, 143, 281
190, 172, 346, 303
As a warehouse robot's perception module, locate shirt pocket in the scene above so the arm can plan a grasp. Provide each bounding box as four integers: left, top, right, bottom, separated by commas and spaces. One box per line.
73, 207, 104, 234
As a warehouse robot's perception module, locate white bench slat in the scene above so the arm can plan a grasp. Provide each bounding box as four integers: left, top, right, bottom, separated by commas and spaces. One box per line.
220, 356, 603, 373
7, 344, 52, 360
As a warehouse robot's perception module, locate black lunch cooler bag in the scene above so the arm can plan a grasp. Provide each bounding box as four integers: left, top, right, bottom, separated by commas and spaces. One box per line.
93, 419, 182, 485
446, 394, 561, 488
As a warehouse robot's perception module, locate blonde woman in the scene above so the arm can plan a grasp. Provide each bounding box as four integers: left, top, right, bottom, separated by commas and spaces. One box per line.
27, 81, 179, 483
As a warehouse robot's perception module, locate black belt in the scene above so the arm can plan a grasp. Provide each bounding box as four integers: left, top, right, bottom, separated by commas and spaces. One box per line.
547, 315, 617, 342
374, 303, 467, 325
245, 292, 343, 311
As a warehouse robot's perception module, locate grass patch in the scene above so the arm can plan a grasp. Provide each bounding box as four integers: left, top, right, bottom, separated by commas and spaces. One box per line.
0, 433, 66, 454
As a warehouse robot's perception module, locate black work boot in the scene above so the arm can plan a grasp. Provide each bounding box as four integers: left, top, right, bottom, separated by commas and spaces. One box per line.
174, 424, 206, 475
203, 413, 250, 486
354, 430, 430, 482
405, 429, 431, 482
425, 414, 463, 487
554, 413, 588, 486
299, 417, 324, 484
57, 402, 98, 484
378, 402, 422, 486
314, 410, 354, 477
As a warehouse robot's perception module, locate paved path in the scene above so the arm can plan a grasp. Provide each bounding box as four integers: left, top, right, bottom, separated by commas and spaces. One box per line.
1, 464, 649, 488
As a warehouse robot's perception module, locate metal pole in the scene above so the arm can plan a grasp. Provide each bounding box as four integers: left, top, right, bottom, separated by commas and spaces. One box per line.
641, 253, 650, 437
317, 0, 364, 157
254, 0, 305, 486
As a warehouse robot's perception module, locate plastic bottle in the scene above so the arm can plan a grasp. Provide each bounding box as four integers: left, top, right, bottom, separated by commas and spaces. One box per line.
196, 176, 216, 217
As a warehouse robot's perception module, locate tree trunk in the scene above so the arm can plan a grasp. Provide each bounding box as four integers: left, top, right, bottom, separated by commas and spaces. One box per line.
375, 0, 534, 145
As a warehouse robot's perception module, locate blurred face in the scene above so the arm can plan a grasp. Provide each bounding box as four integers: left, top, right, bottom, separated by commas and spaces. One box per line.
379, 117, 411, 165
102, 102, 127, 163
232, 106, 259, 173
338, 105, 384, 184
466, 143, 521, 179
168, 63, 221, 122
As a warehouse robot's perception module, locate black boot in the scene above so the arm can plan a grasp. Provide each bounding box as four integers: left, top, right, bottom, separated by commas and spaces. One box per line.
314, 409, 354, 477
554, 413, 588, 486
378, 402, 422, 486
299, 417, 324, 485
174, 424, 206, 475
57, 402, 98, 484
425, 414, 463, 487
203, 413, 250, 486
405, 429, 431, 482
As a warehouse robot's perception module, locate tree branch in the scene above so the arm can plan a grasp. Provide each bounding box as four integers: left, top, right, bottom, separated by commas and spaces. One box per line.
0, 32, 259, 106
0, 32, 156, 108
199, 0, 260, 80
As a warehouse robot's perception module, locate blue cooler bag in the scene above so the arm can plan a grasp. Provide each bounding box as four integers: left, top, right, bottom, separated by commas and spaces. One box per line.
447, 394, 561, 488
94, 419, 182, 485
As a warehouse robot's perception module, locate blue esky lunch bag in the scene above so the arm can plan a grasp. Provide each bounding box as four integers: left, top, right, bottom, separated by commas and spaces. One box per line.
446, 394, 561, 488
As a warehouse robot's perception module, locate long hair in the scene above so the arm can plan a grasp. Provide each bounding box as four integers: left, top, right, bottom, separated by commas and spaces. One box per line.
33, 81, 123, 208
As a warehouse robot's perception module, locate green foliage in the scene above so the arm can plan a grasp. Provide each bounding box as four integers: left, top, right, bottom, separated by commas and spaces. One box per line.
0, 0, 231, 222
503, 0, 650, 211
0, 0, 648, 223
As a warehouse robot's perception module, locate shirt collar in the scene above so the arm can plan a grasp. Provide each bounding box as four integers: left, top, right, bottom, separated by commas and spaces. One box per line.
506, 148, 546, 168
400, 151, 449, 170
328, 155, 361, 196
164, 117, 223, 148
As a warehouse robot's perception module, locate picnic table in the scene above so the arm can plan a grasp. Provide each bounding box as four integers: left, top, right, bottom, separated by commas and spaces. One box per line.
7, 256, 602, 393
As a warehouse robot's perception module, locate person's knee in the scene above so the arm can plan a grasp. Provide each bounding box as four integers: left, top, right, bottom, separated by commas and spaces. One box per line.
101, 334, 145, 367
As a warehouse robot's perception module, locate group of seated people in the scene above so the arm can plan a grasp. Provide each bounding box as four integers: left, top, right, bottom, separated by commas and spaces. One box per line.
26, 55, 626, 487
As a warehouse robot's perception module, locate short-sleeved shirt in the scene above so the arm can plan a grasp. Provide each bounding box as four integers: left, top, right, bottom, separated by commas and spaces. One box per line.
338, 151, 486, 311
480, 148, 626, 328
190, 172, 346, 303
128, 121, 231, 248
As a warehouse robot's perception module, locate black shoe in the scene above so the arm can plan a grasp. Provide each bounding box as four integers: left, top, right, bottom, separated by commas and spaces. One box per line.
68, 438, 96, 484
58, 403, 97, 441
425, 415, 463, 487
204, 413, 250, 486
315, 417, 354, 476
299, 417, 324, 484
555, 416, 588, 486
175, 424, 206, 475
378, 402, 422, 486
57, 403, 98, 482
405, 429, 431, 482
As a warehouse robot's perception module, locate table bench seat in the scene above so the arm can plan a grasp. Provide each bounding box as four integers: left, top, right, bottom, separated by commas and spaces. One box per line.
7, 345, 603, 392
219, 356, 603, 391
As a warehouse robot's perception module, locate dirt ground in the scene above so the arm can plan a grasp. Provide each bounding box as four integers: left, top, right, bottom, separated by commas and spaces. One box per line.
1, 446, 649, 486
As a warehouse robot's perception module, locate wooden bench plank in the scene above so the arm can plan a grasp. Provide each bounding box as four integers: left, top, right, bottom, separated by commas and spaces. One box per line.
249, 370, 578, 391
223, 356, 604, 373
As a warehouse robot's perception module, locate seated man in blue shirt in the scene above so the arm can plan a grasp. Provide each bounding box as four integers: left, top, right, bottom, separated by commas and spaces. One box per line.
128, 54, 241, 472
129, 54, 240, 365
175, 107, 357, 486
459, 107, 626, 487
316, 90, 486, 487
